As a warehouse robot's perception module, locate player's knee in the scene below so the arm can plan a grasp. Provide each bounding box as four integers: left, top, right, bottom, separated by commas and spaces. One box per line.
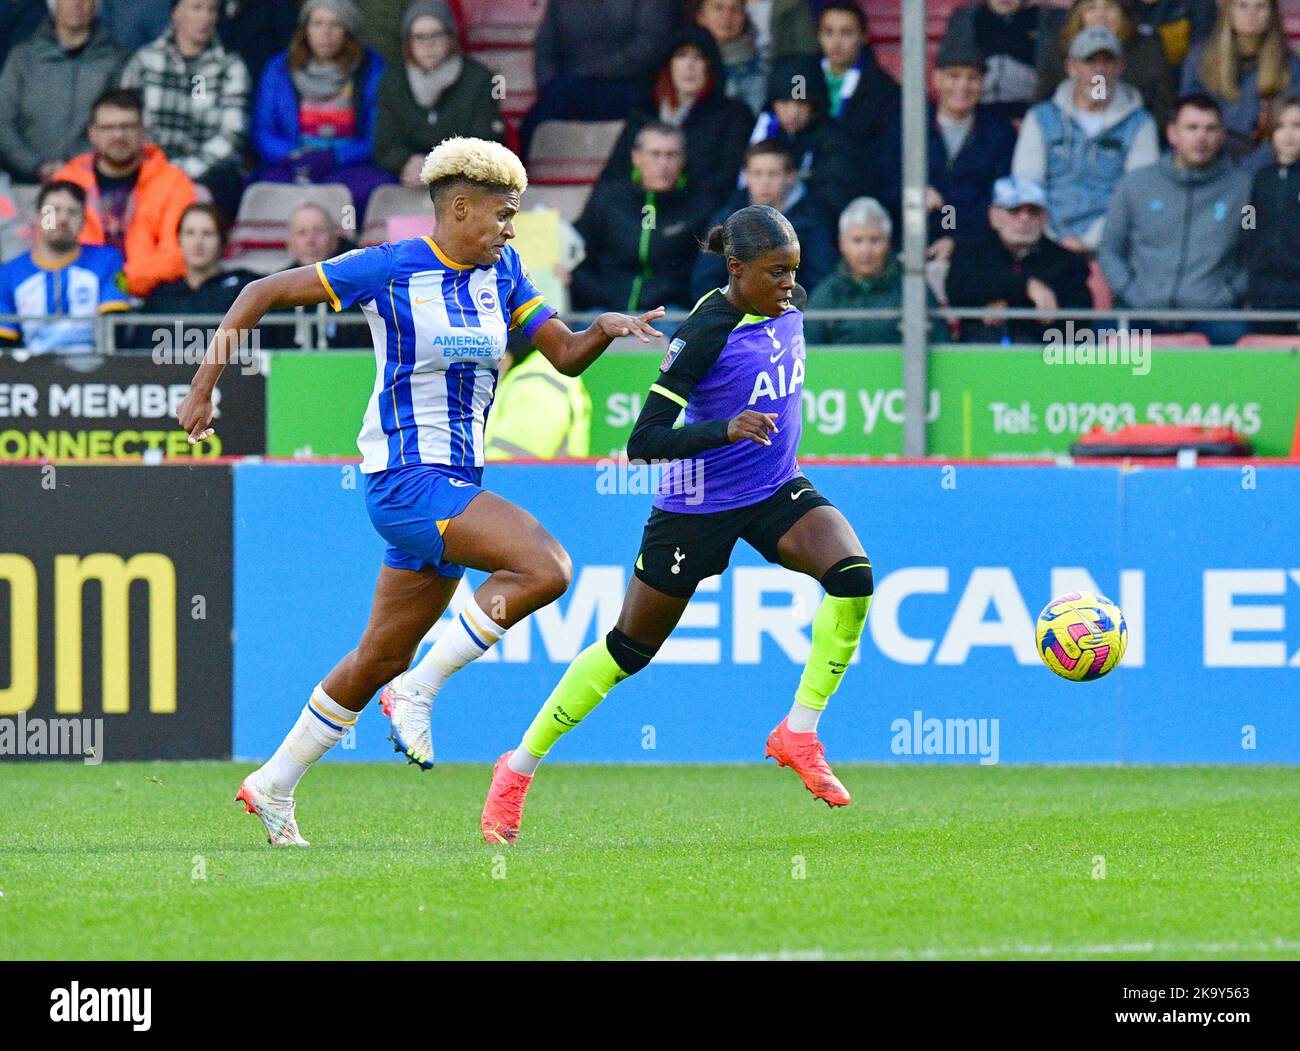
356, 645, 410, 688
821, 556, 873, 599
605, 628, 657, 676
532, 540, 572, 604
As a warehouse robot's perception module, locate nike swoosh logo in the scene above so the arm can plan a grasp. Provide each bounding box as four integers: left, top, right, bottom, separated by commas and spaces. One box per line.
448, 479, 472, 487
414, 295, 439, 305
790, 488, 811, 500
770, 349, 787, 363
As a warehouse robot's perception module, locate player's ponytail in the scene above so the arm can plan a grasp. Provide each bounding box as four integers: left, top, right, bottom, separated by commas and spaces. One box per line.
702, 204, 796, 263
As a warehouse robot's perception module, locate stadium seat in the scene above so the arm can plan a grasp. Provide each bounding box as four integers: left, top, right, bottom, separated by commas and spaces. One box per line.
227, 182, 354, 274
520, 183, 593, 224
527, 120, 626, 184
361, 185, 434, 245
470, 46, 536, 118
1236, 334, 1300, 349
459, 0, 546, 48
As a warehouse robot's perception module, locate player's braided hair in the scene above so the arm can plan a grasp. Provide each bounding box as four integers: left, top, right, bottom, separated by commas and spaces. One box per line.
703, 204, 796, 263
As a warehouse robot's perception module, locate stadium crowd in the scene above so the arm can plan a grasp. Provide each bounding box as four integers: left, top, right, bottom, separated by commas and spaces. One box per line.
1, 0, 1299, 353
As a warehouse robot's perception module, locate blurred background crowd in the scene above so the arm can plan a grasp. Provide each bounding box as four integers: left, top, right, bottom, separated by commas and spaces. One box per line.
1, 0, 1299, 353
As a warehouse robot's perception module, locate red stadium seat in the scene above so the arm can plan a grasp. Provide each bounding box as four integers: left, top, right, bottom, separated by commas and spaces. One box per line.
1236, 334, 1300, 348
520, 183, 593, 224
459, 0, 546, 48
360, 185, 435, 246
527, 120, 625, 184
470, 46, 536, 118
227, 182, 354, 273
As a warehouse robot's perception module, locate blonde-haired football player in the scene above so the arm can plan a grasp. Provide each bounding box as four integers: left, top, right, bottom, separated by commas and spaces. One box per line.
179, 137, 665, 845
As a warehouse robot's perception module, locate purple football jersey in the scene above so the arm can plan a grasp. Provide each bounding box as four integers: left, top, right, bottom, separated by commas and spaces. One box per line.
652, 290, 805, 513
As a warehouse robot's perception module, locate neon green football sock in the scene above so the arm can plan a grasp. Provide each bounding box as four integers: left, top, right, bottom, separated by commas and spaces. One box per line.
519, 638, 629, 760
794, 593, 870, 712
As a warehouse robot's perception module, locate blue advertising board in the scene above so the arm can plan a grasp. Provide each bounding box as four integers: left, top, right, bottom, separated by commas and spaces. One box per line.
233, 463, 1300, 764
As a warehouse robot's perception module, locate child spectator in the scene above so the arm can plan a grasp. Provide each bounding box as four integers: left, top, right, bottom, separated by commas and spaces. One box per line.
119, 0, 250, 218
252, 0, 391, 213
1246, 95, 1300, 334
691, 140, 836, 298
376, 1, 506, 188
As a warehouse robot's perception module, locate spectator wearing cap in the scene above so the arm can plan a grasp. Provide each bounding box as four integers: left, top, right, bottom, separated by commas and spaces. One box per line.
1180, 0, 1300, 172
521, 1, 677, 161
53, 87, 197, 297
804, 196, 943, 346
937, 0, 1051, 123
690, 140, 836, 299
879, 36, 1017, 261
947, 175, 1092, 343
1246, 95, 1300, 334
118, 0, 250, 219
749, 55, 862, 219
598, 25, 756, 209
252, 0, 391, 214
376, 2, 506, 188
1099, 93, 1253, 345
571, 123, 714, 313
0, 0, 126, 184
690, 0, 768, 115
1013, 26, 1158, 253
816, 1, 901, 149
1036, 0, 1176, 130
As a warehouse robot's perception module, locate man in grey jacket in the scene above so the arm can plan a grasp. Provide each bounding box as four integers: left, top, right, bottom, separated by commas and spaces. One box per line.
1099, 92, 1253, 345
0, 0, 125, 183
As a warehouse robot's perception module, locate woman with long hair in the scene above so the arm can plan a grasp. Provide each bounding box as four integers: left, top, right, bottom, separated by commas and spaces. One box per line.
1181, 0, 1300, 168
251, 0, 392, 210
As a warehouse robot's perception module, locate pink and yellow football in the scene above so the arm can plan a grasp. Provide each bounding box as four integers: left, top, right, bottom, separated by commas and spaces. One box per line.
1035, 591, 1127, 681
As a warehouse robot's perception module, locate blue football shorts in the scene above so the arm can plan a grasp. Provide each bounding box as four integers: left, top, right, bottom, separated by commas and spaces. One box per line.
363, 464, 485, 577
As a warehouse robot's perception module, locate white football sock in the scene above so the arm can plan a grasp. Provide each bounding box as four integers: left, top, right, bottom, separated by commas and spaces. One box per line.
507, 749, 541, 776
258, 684, 357, 798
786, 699, 822, 734
405, 596, 506, 699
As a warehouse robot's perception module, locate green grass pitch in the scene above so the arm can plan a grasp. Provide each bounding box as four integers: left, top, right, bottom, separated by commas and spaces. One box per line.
1, 762, 1296, 960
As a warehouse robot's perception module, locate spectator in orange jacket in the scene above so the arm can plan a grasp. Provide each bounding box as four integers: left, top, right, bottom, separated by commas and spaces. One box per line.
53, 87, 196, 297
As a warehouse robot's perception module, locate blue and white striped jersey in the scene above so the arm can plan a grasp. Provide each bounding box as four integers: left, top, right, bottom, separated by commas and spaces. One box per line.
316, 237, 555, 474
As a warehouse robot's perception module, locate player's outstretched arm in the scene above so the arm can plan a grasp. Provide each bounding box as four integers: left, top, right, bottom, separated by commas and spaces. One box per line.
531, 306, 666, 377
177, 265, 332, 444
